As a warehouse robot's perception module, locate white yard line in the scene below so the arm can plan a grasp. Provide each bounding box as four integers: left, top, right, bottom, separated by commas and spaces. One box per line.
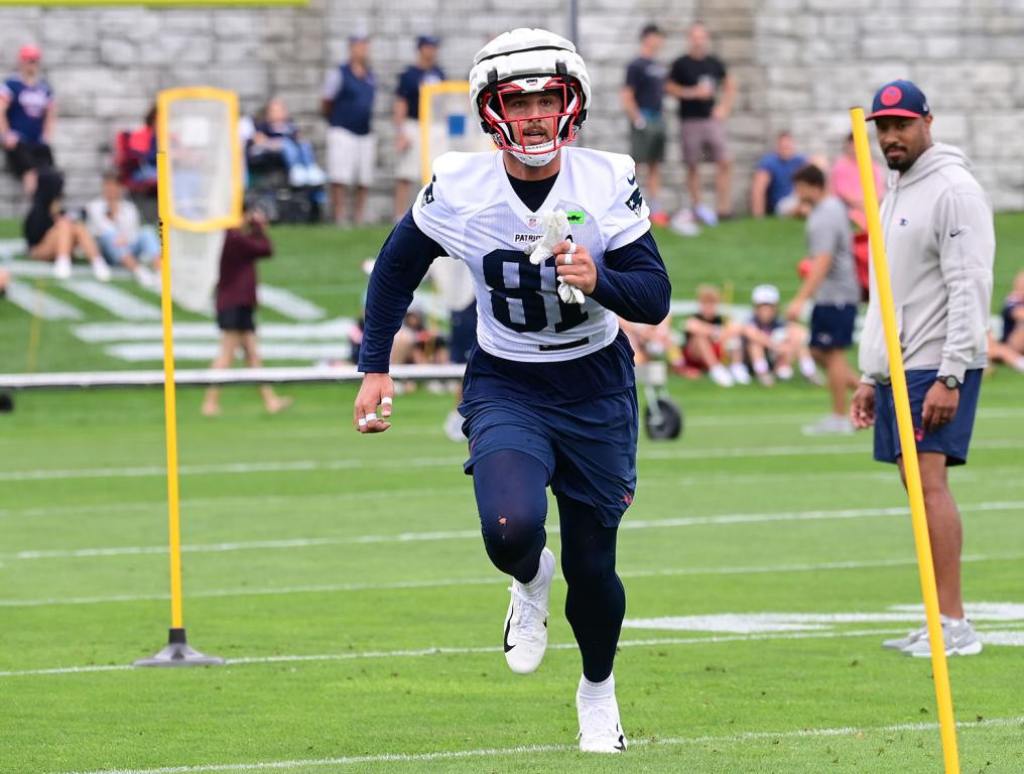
6, 501, 1022, 562
63, 280, 161, 321
4, 279, 84, 320
0, 627, 931, 679
3, 438, 1021, 483
45, 717, 1024, 773
1, 553, 1019, 609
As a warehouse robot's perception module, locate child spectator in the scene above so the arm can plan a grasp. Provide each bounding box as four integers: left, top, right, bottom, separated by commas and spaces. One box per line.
86, 170, 160, 288
24, 167, 109, 281
0, 45, 55, 197
682, 283, 744, 386
248, 97, 325, 189
987, 269, 1024, 372
741, 284, 821, 386
201, 202, 291, 417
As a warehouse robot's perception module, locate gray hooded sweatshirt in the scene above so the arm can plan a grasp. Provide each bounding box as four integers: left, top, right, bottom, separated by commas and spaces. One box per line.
859, 142, 994, 384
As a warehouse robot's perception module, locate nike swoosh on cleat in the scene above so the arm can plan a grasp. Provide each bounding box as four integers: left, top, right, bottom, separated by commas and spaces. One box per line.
503, 609, 515, 652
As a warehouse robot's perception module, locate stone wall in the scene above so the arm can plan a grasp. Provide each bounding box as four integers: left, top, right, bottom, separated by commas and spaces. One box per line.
0, 0, 1021, 222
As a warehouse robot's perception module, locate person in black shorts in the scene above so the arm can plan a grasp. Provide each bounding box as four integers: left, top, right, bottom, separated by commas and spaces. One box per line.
202, 204, 292, 416
621, 24, 668, 225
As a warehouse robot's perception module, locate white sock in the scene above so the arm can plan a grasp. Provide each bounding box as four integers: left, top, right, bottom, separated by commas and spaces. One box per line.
524, 554, 550, 593
941, 615, 965, 626
752, 358, 770, 375
578, 673, 615, 700
56, 254, 70, 263
1013, 356, 1024, 373
799, 356, 817, 377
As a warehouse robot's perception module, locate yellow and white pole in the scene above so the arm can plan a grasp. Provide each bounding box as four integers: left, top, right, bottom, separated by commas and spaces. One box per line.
156, 146, 186, 636
849, 107, 959, 774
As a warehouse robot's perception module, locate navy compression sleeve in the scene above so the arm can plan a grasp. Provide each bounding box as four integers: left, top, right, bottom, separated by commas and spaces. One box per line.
357, 211, 446, 372
590, 230, 672, 324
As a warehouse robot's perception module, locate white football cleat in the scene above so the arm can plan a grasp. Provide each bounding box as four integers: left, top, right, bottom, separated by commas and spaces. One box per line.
502, 546, 555, 674
577, 678, 627, 753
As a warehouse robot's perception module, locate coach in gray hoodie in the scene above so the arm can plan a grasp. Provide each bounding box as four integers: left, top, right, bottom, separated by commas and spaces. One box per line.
851, 80, 994, 659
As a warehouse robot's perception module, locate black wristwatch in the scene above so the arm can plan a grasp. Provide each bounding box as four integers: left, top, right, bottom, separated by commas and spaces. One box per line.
937, 374, 962, 390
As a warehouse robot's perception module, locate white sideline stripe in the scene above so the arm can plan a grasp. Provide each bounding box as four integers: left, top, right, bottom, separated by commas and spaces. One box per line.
3, 438, 1020, 482
0, 626, 941, 679
73, 319, 356, 343
256, 284, 326, 321
50, 715, 1024, 774
6, 464, 1024, 519
64, 280, 161, 320
104, 342, 353, 363
5, 256, 131, 279
683, 406, 1024, 428
4, 279, 84, 320
2, 553, 1019, 608
6, 501, 1022, 562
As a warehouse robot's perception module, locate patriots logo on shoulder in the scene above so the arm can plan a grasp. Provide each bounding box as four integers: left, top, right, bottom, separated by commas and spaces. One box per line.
625, 186, 644, 216
421, 176, 436, 206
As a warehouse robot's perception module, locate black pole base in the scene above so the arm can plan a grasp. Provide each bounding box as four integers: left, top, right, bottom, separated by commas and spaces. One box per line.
134, 628, 225, 667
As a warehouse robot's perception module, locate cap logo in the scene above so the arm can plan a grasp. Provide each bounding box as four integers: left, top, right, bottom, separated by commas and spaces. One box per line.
881, 86, 902, 107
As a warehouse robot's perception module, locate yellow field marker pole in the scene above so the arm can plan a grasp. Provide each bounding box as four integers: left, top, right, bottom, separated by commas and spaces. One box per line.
849, 107, 959, 774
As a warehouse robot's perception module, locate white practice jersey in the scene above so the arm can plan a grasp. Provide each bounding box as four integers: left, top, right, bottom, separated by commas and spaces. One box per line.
412, 146, 651, 362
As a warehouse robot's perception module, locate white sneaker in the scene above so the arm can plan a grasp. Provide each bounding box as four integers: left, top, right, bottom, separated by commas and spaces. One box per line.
776, 364, 794, 381
904, 618, 983, 658
708, 364, 734, 387
729, 362, 751, 385
802, 414, 853, 435
577, 677, 627, 753
91, 259, 112, 282
882, 624, 927, 651
503, 546, 555, 674
669, 209, 701, 237
134, 265, 159, 290
693, 204, 719, 227
53, 255, 72, 280
305, 164, 326, 186
443, 409, 466, 442
288, 165, 308, 187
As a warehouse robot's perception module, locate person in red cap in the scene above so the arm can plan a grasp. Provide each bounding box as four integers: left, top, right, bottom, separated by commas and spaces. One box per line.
851, 79, 995, 659
0, 44, 56, 197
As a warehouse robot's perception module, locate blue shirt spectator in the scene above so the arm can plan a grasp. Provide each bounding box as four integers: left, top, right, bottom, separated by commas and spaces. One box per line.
0, 45, 56, 196
323, 61, 376, 135
395, 63, 445, 121
751, 131, 806, 217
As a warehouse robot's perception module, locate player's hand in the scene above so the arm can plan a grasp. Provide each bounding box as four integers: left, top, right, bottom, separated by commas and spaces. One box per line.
712, 104, 729, 121
850, 383, 876, 429
921, 381, 959, 433
552, 240, 597, 295
396, 133, 411, 153
353, 373, 394, 433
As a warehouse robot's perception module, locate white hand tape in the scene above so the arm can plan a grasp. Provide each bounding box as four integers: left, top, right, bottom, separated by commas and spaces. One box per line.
564, 253, 573, 265
358, 417, 368, 427
365, 412, 377, 422
381, 396, 393, 406
569, 242, 578, 254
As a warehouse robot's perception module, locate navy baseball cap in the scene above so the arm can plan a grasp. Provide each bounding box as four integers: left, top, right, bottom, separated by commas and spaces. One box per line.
417, 34, 440, 49
867, 79, 930, 120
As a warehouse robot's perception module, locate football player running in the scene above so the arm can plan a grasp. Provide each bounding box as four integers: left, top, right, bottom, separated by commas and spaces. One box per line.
353, 28, 670, 753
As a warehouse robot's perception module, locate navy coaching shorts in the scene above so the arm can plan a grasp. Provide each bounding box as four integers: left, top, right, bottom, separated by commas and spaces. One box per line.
810, 303, 857, 350
873, 368, 982, 467
460, 389, 639, 527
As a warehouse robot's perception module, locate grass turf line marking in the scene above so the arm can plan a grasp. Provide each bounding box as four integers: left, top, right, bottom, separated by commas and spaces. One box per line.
2, 553, 1020, 608
0, 627, 941, 679
50, 715, 1024, 773
6, 501, 1023, 561
3, 438, 1021, 483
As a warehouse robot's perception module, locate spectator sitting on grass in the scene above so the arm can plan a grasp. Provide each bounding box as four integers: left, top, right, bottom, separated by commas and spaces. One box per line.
249, 97, 326, 188
681, 283, 745, 386
750, 131, 806, 217
86, 170, 160, 289
741, 283, 821, 387
987, 269, 1024, 373
25, 167, 109, 281
201, 202, 292, 417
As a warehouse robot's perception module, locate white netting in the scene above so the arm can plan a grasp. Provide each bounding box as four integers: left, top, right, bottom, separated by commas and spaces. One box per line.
161, 91, 239, 314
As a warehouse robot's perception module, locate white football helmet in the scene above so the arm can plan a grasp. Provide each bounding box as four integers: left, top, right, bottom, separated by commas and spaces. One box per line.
469, 28, 591, 167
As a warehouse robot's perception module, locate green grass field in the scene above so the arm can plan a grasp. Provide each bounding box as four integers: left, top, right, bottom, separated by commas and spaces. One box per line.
2, 217, 1023, 773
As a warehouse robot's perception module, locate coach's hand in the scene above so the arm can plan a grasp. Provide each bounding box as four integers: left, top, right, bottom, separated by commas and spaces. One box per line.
354, 373, 394, 434
552, 240, 597, 295
922, 381, 959, 434
850, 383, 876, 429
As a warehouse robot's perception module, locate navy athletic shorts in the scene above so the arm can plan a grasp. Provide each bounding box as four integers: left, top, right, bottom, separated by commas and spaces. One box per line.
448, 302, 477, 365
873, 368, 982, 467
460, 389, 639, 527
810, 303, 857, 350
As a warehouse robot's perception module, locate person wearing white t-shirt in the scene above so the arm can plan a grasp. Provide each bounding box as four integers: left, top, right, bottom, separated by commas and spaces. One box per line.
86, 170, 160, 288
